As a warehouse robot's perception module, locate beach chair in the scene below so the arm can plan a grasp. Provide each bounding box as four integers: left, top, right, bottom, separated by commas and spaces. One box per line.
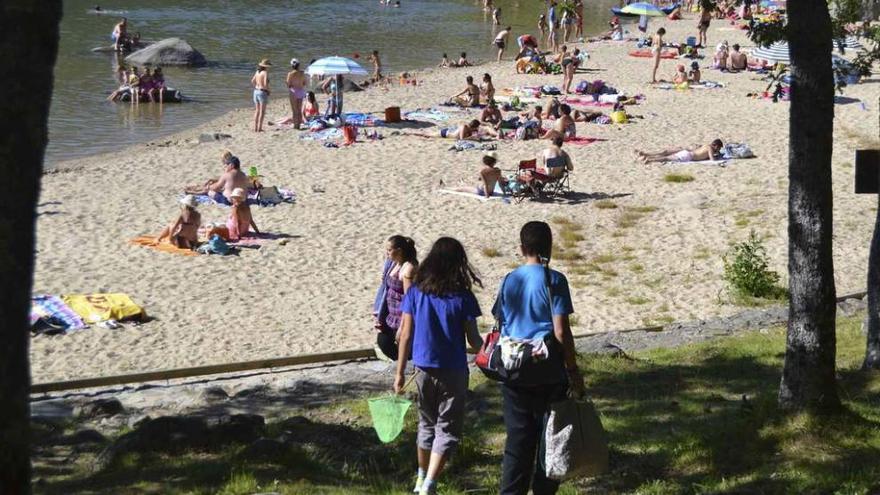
510, 159, 549, 203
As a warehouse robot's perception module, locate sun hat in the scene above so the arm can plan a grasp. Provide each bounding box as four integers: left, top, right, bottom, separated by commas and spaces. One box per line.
231, 188, 246, 200
290, 58, 299, 67
485, 151, 499, 160
180, 195, 198, 208
258, 59, 272, 68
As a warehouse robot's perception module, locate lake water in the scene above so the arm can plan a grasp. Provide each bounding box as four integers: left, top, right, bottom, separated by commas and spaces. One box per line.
49, 0, 617, 165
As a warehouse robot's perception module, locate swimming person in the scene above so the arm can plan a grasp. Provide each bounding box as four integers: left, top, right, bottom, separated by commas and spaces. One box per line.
393, 236, 484, 495
374, 236, 419, 361
637, 139, 724, 163
156, 195, 202, 249
251, 59, 271, 132
286, 58, 307, 130
495, 221, 584, 495
494, 26, 511, 61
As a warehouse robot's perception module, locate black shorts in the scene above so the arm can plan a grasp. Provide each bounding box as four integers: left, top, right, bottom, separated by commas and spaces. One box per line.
699, 19, 710, 29
494, 40, 505, 49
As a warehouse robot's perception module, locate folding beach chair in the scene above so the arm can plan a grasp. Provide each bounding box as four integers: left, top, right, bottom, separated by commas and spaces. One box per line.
542, 164, 572, 199
509, 159, 549, 203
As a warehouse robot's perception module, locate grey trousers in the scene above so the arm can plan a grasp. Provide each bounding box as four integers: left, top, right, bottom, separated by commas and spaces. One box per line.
416, 367, 469, 455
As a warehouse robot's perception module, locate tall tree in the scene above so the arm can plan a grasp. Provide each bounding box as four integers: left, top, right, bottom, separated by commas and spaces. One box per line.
0, 1, 63, 494
777, 0, 842, 411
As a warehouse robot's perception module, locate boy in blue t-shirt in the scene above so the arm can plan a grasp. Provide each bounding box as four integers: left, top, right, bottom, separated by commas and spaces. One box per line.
395, 237, 483, 495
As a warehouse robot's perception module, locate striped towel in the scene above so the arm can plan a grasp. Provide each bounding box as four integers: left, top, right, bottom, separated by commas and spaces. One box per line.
30, 295, 87, 333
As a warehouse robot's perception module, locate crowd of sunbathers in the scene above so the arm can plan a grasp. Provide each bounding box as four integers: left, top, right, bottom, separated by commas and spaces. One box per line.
157, 150, 262, 249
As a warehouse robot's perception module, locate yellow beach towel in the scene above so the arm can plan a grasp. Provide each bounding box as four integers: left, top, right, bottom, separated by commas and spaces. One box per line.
62, 294, 145, 324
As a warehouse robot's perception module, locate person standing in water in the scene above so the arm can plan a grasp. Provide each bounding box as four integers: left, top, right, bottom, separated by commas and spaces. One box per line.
494, 26, 511, 61
251, 59, 271, 132
286, 59, 307, 130
112, 17, 127, 52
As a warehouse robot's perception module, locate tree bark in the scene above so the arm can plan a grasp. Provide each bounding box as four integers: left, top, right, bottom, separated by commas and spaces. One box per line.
0, 2, 62, 494
864, 192, 880, 369
778, 0, 842, 412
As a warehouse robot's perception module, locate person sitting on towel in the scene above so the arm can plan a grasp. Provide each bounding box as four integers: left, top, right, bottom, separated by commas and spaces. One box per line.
441, 119, 498, 140
185, 152, 251, 205
637, 139, 723, 163
156, 195, 201, 249
451, 151, 508, 198
205, 188, 260, 241
449, 75, 480, 107
542, 104, 576, 141
728, 44, 748, 71
480, 100, 504, 129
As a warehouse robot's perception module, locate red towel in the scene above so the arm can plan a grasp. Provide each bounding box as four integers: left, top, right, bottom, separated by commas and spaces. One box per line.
629, 50, 677, 59
564, 136, 603, 146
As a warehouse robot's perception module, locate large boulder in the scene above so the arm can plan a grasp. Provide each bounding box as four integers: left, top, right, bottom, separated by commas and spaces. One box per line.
125, 38, 206, 67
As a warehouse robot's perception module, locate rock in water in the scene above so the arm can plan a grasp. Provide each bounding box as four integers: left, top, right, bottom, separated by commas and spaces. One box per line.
125, 38, 207, 67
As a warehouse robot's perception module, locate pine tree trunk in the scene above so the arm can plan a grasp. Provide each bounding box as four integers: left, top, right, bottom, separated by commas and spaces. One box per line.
864, 197, 880, 369
0, 2, 62, 493
777, 0, 842, 412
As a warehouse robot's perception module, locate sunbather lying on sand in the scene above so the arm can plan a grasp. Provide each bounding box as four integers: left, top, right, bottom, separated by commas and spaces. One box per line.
450, 151, 508, 197
439, 119, 498, 139
542, 104, 576, 140
637, 139, 723, 163
156, 195, 201, 249
205, 188, 260, 241
184, 151, 250, 205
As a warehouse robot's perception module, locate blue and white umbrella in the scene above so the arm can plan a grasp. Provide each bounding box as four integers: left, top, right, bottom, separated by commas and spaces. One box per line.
305, 56, 368, 77
834, 36, 864, 51
620, 2, 665, 16
751, 42, 791, 64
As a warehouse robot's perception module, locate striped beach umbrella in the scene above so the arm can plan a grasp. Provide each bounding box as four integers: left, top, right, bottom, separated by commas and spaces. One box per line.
620, 2, 665, 16
305, 56, 368, 76
835, 36, 864, 51
751, 42, 790, 64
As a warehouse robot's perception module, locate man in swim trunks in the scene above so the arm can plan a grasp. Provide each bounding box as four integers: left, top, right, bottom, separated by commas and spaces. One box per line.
697, 2, 712, 47
728, 44, 748, 71
207, 156, 251, 204
494, 26, 511, 61
286, 58, 307, 129
450, 76, 480, 107
112, 17, 127, 52
637, 139, 724, 163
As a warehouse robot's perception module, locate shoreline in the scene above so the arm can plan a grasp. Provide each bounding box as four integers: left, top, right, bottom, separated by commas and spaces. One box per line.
32, 15, 880, 383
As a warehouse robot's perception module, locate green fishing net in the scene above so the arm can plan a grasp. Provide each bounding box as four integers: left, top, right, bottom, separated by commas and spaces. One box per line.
368, 395, 412, 443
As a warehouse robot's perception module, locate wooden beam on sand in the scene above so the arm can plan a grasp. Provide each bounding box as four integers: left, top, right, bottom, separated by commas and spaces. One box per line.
31, 348, 375, 394
30, 291, 869, 395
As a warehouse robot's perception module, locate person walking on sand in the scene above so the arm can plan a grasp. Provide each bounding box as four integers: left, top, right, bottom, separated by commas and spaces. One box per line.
495, 221, 584, 495
651, 28, 666, 83
494, 26, 511, 61
251, 59, 271, 132
286, 58, 307, 130
394, 236, 484, 495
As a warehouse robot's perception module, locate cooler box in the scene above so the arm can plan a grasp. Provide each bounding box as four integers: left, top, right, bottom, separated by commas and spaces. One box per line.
385, 106, 401, 123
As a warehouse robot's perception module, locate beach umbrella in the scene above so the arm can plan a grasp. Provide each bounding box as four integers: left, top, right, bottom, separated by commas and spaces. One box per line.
750, 42, 790, 64
305, 56, 368, 77
620, 2, 665, 16
835, 36, 864, 51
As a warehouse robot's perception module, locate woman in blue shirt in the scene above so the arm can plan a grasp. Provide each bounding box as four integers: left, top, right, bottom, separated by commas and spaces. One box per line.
494, 221, 584, 495
394, 237, 484, 495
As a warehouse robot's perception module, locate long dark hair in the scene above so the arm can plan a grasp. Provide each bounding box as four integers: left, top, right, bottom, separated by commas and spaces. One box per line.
388, 235, 418, 266
414, 237, 482, 295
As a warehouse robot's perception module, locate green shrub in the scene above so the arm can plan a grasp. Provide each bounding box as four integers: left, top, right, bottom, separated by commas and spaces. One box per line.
722, 231, 782, 299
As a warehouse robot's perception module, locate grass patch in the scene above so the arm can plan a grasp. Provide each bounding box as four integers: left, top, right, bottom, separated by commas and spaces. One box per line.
625, 296, 651, 305
592, 253, 618, 264
481, 247, 501, 258
735, 217, 750, 228
664, 173, 695, 183
594, 200, 619, 209
605, 287, 623, 297
626, 205, 658, 213
569, 314, 580, 327
553, 243, 584, 262
616, 211, 644, 229
34, 318, 880, 494
693, 246, 712, 260
629, 263, 645, 273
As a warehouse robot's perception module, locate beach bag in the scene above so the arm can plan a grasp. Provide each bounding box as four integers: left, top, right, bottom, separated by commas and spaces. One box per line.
475, 326, 504, 381
197, 234, 231, 255
545, 399, 609, 480
343, 125, 358, 145
610, 111, 628, 124
62, 293, 145, 324
723, 143, 755, 159
257, 186, 282, 205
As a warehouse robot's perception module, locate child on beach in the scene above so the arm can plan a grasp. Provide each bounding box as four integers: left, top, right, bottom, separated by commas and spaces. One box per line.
439, 53, 452, 68
493, 6, 501, 25
251, 59, 271, 132
673, 64, 688, 85
394, 236, 483, 495
538, 14, 548, 43
457, 52, 472, 67
156, 195, 201, 249
688, 61, 702, 83
374, 235, 419, 360
205, 188, 259, 241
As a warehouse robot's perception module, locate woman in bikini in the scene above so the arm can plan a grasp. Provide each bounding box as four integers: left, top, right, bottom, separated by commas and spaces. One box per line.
302, 91, 320, 122
251, 59, 271, 132
480, 73, 495, 104
157, 195, 201, 249
286, 58, 307, 130
651, 28, 666, 84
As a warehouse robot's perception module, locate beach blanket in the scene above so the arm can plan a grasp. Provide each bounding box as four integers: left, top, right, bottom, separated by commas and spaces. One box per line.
228, 232, 291, 247
300, 127, 344, 141
343, 113, 384, 127
448, 140, 498, 152
404, 108, 454, 122
667, 159, 729, 166
183, 188, 296, 208
437, 189, 510, 203
564, 136, 603, 146
130, 235, 201, 256
30, 295, 87, 334
62, 293, 145, 324
494, 94, 541, 105
629, 50, 678, 59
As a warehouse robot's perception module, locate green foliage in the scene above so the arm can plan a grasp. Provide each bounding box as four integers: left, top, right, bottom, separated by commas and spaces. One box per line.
722, 231, 783, 299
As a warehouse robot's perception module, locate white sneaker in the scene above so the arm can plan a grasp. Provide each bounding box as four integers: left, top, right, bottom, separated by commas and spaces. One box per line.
412, 475, 424, 493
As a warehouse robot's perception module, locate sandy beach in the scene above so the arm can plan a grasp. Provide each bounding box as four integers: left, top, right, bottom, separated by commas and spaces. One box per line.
32, 16, 880, 383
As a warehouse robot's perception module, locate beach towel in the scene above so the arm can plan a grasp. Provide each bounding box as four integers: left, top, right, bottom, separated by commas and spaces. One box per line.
62, 293, 145, 324
130, 235, 201, 256
448, 141, 498, 152
564, 136, 603, 146
300, 127, 344, 141
228, 232, 291, 247
30, 295, 87, 334
403, 108, 454, 122
667, 159, 729, 166
185, 188, 296, 208
437, 189, 510, 203
343, 113, 385, 127
629, 50, 677, 59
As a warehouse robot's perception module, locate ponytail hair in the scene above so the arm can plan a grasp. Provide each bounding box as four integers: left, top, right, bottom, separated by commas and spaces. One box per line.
387, 235, 418, 266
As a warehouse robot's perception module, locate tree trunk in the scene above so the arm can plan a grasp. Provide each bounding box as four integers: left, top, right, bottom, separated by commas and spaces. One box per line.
778, 0, 842, 412
0, 2, 63, 494
864, 198, 880, 369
